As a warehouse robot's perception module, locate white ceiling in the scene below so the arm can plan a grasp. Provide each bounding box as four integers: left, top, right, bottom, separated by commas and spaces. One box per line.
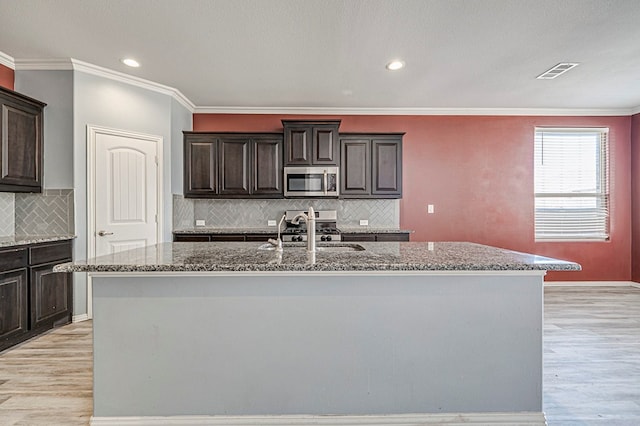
1, 0, 640, 113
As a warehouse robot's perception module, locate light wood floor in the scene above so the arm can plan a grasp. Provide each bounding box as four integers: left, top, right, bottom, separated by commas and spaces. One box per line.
0, 286, 638, 425
544, 286, 640, 426
0, 321, 92, 425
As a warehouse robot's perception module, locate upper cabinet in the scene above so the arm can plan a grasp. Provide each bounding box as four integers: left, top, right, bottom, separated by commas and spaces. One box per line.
0, 87, 46, 193
282, 120, 340, 166
340, 134, 403, 199
184, 132, 283, 199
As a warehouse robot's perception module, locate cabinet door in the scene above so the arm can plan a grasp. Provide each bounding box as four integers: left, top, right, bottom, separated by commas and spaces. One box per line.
0, 88, 45, 192
376, 233, 410, 242
184, 134, 217, 197
372, 137, 402, 197
209, 234, 245, 242
284, 126, 311, 165
341, 233, 376, 242
340, 138, 371, 197
0, 269, 28, 345
253, 135, 283, 197
312, 124, 339, 165
173, 234, 211, 242
219, 136, 251, 196
30, 264, 71, 330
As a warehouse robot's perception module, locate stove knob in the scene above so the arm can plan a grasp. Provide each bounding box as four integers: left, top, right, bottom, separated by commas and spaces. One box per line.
321, 235, 328, 242
325, 235, 332, 242
294, 235, 303, 242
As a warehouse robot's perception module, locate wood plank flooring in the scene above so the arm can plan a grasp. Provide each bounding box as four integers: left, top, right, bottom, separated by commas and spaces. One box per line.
0, 286, 638, 425
544, 286, 640, 425
0, 321, 92, 425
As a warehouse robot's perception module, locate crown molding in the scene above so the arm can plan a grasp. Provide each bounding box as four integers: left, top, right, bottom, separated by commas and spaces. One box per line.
15, 58, 73, 70
8, 56, 638, 117
0, 51, 15, 69
194, 105, 635, 116
14, 57, 195, 112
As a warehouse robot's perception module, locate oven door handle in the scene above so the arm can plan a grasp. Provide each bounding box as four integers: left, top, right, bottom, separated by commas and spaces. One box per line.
323, 170, 328, 195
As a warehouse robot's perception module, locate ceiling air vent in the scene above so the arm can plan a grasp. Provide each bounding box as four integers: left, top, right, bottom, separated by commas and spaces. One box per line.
536, 63, 580, 79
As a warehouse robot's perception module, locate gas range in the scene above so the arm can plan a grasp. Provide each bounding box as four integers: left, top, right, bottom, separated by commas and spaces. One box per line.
281, 210, 342, 242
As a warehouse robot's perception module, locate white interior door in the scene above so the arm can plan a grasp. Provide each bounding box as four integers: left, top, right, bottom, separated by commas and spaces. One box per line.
91, 127, 161, 257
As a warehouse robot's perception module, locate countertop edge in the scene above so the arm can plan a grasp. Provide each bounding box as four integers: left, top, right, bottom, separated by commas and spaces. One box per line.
0, 235, 76, 248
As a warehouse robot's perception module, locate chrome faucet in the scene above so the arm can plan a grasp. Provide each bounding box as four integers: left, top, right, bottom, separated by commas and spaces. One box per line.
291, 206, 316, 253
267, 213, 286, 251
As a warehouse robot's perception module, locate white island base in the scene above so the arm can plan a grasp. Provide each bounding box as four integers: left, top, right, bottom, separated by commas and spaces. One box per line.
89, 271, 546, 426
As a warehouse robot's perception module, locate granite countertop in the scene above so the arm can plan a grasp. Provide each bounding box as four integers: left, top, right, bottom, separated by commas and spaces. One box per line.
173, 228, 413, 234
54, 241, 580, 273
0, 235, 76, 248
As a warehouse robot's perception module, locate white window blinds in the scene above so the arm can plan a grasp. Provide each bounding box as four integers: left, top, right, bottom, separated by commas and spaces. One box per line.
534, 127, 609, 241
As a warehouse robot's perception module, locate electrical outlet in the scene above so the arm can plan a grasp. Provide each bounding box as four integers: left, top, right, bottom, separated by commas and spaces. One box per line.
359, 219, 369, 226
428, 241, 435, 250
427, 204, 435, 214
195, 220, 205, 227
267, 220, 277, 226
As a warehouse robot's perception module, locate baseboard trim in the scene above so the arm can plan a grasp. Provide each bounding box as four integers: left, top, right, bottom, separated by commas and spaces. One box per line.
72, 313, 90, 323
545, 280, 638, 288
90, 412, 546, 425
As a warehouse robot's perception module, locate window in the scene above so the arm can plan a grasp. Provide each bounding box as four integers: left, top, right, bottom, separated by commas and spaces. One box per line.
534, 127, 609, 241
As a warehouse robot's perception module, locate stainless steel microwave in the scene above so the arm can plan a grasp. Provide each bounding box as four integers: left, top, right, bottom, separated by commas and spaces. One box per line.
284, 166, 339, 197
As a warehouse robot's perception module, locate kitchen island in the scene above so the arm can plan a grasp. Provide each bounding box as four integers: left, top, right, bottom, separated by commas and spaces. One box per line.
56, 241, 579, 426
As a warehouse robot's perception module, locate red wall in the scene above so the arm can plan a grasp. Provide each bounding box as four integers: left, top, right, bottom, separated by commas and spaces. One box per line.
632, 113, 640, 282
0, 64, 15, 90
194, 113, 632, 281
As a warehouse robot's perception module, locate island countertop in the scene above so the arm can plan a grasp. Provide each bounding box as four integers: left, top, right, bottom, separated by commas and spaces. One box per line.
53, 241, 580, 273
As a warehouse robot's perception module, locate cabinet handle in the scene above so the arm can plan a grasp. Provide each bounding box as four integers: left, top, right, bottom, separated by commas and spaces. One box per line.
97, 230, 114, 236
324, 170, 328, 195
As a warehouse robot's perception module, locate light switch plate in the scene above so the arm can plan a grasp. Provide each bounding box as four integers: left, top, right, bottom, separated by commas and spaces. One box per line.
195, 220, 205, 227
359, 219, 369, 226
427, 204, 435, 214
267, 220, 277, 226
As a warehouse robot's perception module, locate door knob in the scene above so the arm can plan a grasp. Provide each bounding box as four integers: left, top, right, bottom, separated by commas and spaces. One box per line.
98, 230, 114, 236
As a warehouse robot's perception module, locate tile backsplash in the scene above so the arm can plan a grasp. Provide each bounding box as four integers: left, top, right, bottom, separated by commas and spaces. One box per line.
0, 193, 15, 236
173, 195, 399, 229
15, 189, 75, 236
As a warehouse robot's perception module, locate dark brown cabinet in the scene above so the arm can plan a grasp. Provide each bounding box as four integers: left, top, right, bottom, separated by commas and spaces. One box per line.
184, 134, 218, 197
0, 268, 29, 345
173, 233, 277, 242
342, 233, 410, 242
184, 132, 283, 198
282, 120, 340, 166
0, 86, 46, 193
219, 136, 251, 196
340, 134, 403, 198
0, 240, 72, 352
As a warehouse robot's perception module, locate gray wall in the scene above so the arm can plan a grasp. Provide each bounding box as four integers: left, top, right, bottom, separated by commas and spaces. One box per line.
92, 273, 543, 417
171, 97, 192, 193
72, 70, 192, 315
11, 68, 193, 317
15, 70, 74, 189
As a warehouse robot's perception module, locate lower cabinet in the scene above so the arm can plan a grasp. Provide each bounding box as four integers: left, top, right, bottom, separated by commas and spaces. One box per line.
342, 233, 410, 242
30, 263, 72, 330
174, 233, 277, 242
0, 240, 73, 352
0, 268, 29, 345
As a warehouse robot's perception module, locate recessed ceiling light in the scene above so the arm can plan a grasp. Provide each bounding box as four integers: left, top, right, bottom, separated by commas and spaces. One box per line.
121, 58, 140, 68
536, 63, 579, 79
386, 60, 405, 71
